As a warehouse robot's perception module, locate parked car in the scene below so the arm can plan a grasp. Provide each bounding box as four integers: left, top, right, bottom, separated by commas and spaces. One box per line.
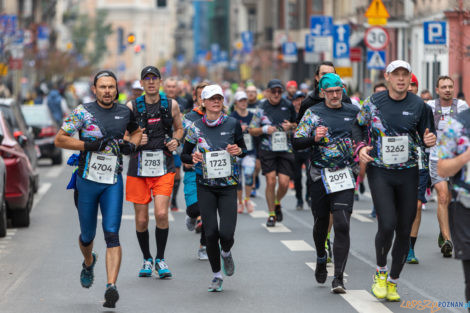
0, 111, 35, 227
21, 104, 62, 165
0, 98, 39, 191
0, 155, 6, 237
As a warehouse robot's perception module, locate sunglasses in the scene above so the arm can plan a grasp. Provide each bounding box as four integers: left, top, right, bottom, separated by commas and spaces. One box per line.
143, 76, 160, 81
270, 88, 283, 95
324, 88, 343, 95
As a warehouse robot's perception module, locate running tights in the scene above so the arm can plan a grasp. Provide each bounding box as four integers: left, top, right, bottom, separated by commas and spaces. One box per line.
463, 260, 470, 311
197, 184, 237, 273
367, 166, 418, 279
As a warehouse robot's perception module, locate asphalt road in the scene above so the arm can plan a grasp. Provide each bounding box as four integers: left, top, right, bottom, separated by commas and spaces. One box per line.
0, 154, 467, 313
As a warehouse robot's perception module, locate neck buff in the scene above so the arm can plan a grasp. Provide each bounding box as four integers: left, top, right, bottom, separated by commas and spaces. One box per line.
202, 112, 227, 127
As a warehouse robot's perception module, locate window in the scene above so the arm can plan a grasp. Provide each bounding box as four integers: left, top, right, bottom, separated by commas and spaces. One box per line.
157, 0, 167, 8
247, 7, 257, 35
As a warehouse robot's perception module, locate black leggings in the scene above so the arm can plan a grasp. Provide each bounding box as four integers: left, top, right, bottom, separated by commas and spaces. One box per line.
186, 202, 206, 246
367, 165, 418, 279
310, 179, 353, 277
197, 184, 238, 273
463, 260, 470, 311
293, 152, 311, 202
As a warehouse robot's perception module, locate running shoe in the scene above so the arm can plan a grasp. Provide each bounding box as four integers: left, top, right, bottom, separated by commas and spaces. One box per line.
296, 200, 303, 211
185, 215, 197, 231
289, 180, 295, 190
315, 256, 328, 284
80, 251, 97, 288
195, 218, 203, 234
221, 251, 235, 276
139, 258, 153, 277
274, 204, 283, 222
266, 215, 276, 227
371, 271, 388, 299
103, 283, 119, 308
244, 199, 254, 213
406, 249, 419, 264
237, 202, 244, 214
155, 259, 172, 278
441, 240, 453, 258
359, 182, 365, 194
250, 189, 257, 198
208, 277, 223, 292
386, 281, 400, 302
198, 246, 208, 260
438, 232, 444, 248
331, 275, 346, 294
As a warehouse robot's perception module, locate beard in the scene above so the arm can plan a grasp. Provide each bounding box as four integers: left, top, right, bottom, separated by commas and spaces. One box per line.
98, 96, 114, 107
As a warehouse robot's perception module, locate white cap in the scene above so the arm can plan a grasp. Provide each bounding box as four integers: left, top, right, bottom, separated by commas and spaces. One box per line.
386, 60, 411, 73
201, 84, 224, 99
234, 91, 248, 101
132, 80, 143, 90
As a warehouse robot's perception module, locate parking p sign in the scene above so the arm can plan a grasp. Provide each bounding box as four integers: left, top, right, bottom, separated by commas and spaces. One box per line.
424, 21, 446, 45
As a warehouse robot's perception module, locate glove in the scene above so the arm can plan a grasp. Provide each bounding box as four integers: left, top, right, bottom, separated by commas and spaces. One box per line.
119, 140, 137, 155
84, 137, 108, 152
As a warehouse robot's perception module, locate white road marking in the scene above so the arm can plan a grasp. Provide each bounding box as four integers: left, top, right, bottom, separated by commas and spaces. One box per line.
6, 229, 17, 236
306, 262, 349, 277
281, 240, 315, 251
340, 290, 394, 313
99, 212, 175, 222
250, 210, 268, 218
351, 213, 373, 223
261, 223, 291, 233
45, 166, 63, 178
32, 183, 52, 209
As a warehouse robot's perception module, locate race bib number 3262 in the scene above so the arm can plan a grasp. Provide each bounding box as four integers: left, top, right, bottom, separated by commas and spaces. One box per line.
85, 153, 117, 184
381, 136, 409, 165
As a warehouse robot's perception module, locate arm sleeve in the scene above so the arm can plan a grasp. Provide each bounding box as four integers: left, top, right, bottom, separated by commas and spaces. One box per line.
293, 109, 317, 150
352, 96, 373, 145
234, 121, 247, 158
417, 103, 437, 146
126, 108, 139, 133
296, 98, 312, 124
61, 105, 84, 136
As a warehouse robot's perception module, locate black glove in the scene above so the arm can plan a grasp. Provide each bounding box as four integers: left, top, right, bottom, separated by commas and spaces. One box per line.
119, 140, 137, 155
84, 137, 108, 152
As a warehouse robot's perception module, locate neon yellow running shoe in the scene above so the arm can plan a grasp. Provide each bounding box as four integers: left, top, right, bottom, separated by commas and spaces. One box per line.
386, 281, 400, 302
371, 271, 388, 299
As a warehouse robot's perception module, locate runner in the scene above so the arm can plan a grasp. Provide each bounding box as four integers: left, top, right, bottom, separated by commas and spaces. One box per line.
163, 77, 183, 211
246, 85, 262, 197
436, 108, 470, 310
284, 80, 298, 102
129, 80, 144, 102
181, 84, 246, 292
427, 76, 468, 258
54, 70, 142, 308
249, 79, 297, 227
354, 60, 436, 301
182, 81, 209, 260
294, 73, 358, 293
125, 66, 184, 279
230, 91, 256, 213
291, 90, 311, 210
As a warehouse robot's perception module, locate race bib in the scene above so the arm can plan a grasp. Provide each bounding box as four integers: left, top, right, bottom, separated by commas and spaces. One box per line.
85, 153, 117, 184
381, 136, 409, 165
244, 133, 253, 151
321, 167, 355, 194
138, 150, 166, 177
438, 116, 451, 131
271, 131, 288, 152
203, 150, 232, 179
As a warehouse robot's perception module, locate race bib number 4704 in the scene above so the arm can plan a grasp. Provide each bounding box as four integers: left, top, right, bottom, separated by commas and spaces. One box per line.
203, 150, 232, 179
85, 153, 117, 184
381, 136, 409, 165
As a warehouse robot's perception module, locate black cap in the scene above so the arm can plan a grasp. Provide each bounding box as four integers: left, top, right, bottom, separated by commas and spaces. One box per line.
293, 90, 306, 100
267, 79, 284, 90
141, 66, 161, 79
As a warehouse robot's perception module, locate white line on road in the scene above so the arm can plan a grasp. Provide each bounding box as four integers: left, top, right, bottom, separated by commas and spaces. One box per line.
306, 262, 349, 277
250, 210, 268, 218
99, 212, 175, 222
281, 240, 315, 251
32, 183, 52, 209
340, 290, 393, 313
45, 166, 63, 178
351, 213, 373, 223
262, 223, 291, 233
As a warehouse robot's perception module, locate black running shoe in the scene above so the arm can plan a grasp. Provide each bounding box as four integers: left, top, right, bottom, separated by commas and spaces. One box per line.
274, 204, 283, 222
315, 258, 328, 284
441, 240, 453, 258
266, 216, 276, 227
331, 275, 346, 294
103, 284, 119, 308
359, 182, 365, 194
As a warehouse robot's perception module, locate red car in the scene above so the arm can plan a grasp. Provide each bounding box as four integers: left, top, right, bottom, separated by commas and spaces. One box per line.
0, 111, 35, 227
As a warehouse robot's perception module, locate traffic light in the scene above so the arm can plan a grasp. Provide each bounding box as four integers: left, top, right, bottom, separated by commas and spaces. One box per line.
134, 45, 141, 53
127, 33, 136, 44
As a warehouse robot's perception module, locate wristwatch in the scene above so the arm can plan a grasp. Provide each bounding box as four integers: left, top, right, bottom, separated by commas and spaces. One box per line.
173, 138, 182, 146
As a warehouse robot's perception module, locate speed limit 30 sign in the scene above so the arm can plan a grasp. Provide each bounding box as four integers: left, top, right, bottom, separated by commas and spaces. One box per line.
364, 26, 390, 51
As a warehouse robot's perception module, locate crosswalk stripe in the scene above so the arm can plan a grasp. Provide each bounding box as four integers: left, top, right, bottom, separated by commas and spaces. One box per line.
306, 262, 349, 277
250, 210, 268, 218
281, 240, 315, 251
351, 213, 373, 223
341, 290, 394, 313
100, 213, 175, 222
262, 223, 291, 233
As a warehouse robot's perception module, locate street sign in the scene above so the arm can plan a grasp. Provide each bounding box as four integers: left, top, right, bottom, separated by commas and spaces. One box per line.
364, 26, 389, 51
211, 43, 220, 63
333, 24, 350, 59
241, 31, 253, 53
350, 47, 362, 62
367, 50, 386, 69
310, 15, 333, 36
305, 34, 315, 53
423, 21, 446, 45
282, 42, 298, 63
336, 67, 353, 78
364, 0, 390, 25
